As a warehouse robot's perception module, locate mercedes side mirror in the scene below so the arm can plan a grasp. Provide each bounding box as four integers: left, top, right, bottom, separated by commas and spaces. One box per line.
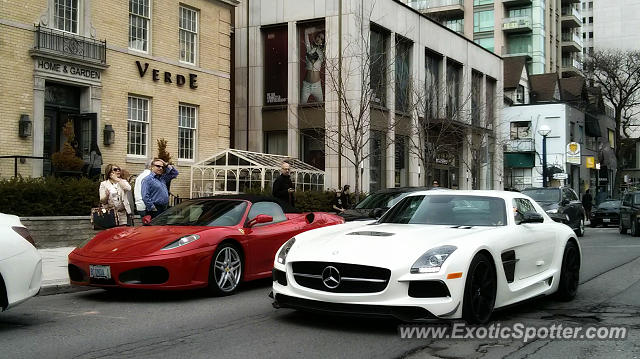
520, 211, 544, 224
370, 208, 385, 219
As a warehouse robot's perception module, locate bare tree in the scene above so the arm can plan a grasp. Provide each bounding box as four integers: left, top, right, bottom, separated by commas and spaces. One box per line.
584, 50, 640, 189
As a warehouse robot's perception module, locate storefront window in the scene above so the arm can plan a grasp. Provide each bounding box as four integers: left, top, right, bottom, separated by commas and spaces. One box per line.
299, 22, 325, 104
301, 129, 325, 170
178, 104, 197, 160
395, 36, 412, 113
129, 0, 150, 52
265, 131, 287, 155
370, 130, 386, 192
127, 96, 149, 156
370, 26, 388, 107
395, 135, 408, 187
446, 61, 461, 119
54, 0, 79, 34
425, 51, 441, 119
264, 26, 288, 105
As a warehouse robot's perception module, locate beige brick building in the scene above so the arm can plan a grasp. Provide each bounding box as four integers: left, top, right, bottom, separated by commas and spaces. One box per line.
0, 0, 237, 198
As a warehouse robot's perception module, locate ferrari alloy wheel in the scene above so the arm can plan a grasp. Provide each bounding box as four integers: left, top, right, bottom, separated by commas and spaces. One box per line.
462, 253, 496, 324
575, 217, 585, 237
620, 220, 627, 234
555, 241, 580, 301
632, 220, 640, 237
208, 243, 243, 296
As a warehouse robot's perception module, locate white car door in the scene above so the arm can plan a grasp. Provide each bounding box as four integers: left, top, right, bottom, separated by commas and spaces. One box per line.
508, 198, 556, 280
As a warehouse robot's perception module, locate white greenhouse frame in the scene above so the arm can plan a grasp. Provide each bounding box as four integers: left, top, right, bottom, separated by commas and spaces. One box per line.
190, 149, 325, 197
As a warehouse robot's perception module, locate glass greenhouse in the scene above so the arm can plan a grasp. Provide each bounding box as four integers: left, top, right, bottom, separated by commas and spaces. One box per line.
190, 149, 325, 197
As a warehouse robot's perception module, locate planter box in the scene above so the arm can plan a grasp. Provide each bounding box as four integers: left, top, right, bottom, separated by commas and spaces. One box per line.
20, 216, 100, 248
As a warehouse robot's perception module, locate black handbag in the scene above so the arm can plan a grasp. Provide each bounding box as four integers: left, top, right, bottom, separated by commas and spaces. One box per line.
91, 207, 119, 229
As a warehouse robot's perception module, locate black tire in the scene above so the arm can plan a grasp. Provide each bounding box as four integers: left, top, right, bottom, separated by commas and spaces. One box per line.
207, 242, 243, 296
589, 221, 597, 228
462, 253, 496, 324
620, 219, 627, 234
632, 220, 640, 237
574, 217, 585, 237
555, 241, 580, 301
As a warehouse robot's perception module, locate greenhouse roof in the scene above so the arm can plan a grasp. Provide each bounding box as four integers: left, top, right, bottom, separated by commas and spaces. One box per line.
194, 149, 323, 173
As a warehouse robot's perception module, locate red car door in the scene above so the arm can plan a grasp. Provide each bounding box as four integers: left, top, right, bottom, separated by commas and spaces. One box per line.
243, 202, 302, 277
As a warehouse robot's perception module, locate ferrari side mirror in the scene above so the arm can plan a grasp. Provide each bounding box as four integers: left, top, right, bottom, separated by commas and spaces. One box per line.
247, 214, 273, 227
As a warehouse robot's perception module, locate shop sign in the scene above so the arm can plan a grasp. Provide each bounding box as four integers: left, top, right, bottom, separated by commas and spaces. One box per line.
36, 59, 101, 80
586, 156, 595, 169
566, 142, 581, 165
135, 61, 197, 89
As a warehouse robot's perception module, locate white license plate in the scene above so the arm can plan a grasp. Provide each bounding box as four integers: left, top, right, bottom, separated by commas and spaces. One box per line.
603, 218, 611, 223
89, 265, 112, 279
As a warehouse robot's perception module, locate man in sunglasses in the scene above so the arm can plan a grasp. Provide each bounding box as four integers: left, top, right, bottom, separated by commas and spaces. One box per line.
140, 158, 179, 219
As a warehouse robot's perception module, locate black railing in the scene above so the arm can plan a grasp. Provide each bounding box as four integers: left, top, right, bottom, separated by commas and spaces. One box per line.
0, 156, 47, 178
34, 25, 107, 64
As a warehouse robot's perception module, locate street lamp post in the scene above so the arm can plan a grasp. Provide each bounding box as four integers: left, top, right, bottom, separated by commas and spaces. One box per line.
538, 125, 551, 188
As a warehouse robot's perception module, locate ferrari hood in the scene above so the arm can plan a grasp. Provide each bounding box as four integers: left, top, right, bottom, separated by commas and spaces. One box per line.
289, 222, 498, 266
77, 226, 214, 258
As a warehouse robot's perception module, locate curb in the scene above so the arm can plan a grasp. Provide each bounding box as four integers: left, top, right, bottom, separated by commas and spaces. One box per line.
38, 284, 98, 296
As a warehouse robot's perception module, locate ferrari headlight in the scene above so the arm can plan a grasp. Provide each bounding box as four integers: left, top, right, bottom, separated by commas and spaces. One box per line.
546, 208, 558, 214
277, 237, 296, 264
411, 245, 457, 273
161, 234, 200, 250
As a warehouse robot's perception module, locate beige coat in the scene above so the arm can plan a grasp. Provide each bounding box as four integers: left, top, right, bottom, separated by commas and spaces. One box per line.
99, 179, 133, 225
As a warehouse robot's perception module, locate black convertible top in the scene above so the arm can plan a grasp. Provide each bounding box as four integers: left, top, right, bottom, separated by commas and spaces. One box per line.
193, 194, 301, 213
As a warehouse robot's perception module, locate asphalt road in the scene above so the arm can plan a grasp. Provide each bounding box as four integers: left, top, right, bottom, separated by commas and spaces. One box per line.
2, 227, 640, 359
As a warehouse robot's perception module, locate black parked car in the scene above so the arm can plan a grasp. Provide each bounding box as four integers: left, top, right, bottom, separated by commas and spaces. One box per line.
340, 187, 429, 221
619, 192, 640, 236
521, 187, 586, 237
590, 200, 621, 228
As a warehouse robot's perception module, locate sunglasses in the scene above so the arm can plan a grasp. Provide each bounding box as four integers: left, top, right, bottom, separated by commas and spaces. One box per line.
153, 164, 164, 168
112, 168, 121, 171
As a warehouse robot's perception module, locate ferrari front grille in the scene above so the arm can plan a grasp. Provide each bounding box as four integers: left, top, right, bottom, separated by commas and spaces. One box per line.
291, 261, 390, 293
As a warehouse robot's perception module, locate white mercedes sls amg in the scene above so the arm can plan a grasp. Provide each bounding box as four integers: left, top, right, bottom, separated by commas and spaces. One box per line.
272, 190, 580, 323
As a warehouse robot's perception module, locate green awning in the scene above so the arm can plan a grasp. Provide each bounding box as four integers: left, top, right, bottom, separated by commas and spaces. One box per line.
505, 153, 535, 168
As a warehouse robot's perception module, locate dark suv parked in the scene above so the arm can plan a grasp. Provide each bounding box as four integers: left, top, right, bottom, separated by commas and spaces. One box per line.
521, 187, 586, 237
619, 192, 640, 236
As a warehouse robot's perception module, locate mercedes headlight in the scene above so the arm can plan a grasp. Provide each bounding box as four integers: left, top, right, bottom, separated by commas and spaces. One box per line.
277, 237, 296, 264
161, 234, 200, 250
546, 208, 558, 214
411, 245, 457, 273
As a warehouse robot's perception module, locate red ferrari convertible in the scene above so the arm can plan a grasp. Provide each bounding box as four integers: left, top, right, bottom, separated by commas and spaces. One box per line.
68, 196, 344, 295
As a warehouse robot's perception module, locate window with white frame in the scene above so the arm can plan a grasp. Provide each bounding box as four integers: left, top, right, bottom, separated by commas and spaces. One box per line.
127, 96, 149, 156
129, 0, 150, 52
54, 0, 79, 33
178, 104, 197, 160
179, 6, 198, 64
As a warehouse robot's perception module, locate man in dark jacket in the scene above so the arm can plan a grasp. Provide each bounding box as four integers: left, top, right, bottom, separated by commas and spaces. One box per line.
272, 161, 295, 206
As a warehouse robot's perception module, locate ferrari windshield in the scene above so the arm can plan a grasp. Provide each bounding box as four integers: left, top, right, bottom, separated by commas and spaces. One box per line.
355, 191, 411, 209
379, 194, 507, 226
521, 188, 560, 203
151, 199, 248, 226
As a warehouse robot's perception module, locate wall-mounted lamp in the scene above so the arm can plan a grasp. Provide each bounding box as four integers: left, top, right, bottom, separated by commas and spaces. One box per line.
103, 124, 115, 146
19, 114, 32, 138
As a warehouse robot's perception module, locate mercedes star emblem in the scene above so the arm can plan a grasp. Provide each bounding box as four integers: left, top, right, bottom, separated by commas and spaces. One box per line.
321, 266, 341, 289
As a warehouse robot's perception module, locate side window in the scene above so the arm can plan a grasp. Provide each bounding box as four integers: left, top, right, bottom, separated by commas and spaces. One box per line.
512, 198, 538, 222
623, 195, 631, 207
247, 202, 287, 226
568, 189, 579, 201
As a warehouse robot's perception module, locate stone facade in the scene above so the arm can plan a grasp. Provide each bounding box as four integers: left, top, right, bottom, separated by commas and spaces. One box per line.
0, 0, 237, 199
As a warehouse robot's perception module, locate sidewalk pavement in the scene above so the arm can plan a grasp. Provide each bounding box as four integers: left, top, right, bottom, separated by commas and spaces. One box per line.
38, 247, 94, 296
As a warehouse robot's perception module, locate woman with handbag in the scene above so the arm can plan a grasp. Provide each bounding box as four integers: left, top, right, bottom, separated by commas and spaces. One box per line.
99, 164, 133, 226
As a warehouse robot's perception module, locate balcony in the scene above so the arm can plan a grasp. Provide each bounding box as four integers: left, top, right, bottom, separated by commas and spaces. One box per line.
561, 56, 582, 76
501, 44, 533, 58
32, 25, 107, 65
561, 31, 583, 52
408, 0, 465, 18
561, 6, 581, 28
502, 16, 533, 34
444, 21, 464, 34
503, 0, 532, 7
505, 138, 535, 153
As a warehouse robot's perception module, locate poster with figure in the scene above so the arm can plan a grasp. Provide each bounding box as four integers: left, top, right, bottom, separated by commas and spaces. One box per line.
264, 26, 288, 105
299, 22, 325, 104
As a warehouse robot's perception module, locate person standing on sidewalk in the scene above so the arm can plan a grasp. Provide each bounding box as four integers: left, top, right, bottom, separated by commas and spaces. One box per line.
99, 164, 133, 226
272, 161, 295, 207
141, 158, 179, 219
134, 159, 153, 218
582, 189, 593, 220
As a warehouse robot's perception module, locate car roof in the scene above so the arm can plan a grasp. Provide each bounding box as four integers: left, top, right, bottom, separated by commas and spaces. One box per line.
187, 195, 301, 213
403, 189, 527, 201
369, 186, 430, 194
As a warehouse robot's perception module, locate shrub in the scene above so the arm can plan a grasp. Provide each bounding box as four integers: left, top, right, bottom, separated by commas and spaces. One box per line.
243, 187, 341, 213
0, 176, 100, 216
